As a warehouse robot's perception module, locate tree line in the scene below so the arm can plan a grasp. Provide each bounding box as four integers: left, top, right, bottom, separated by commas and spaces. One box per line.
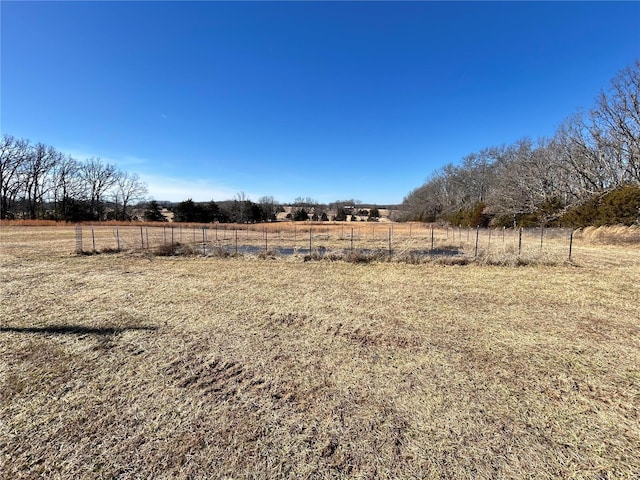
155, 196, 384, 224
0, 133, 388, 225
402, 60, 640, 227
0, 137, 148, 221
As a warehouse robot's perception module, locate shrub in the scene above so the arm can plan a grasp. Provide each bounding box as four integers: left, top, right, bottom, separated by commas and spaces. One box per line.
293, 209, 309, 221
559, 185, 640, 227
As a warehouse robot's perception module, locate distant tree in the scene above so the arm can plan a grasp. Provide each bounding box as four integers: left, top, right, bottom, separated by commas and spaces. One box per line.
24, 143, 58, 219
206, 200, 226, 222
248, 202, 263, 223
235, 192, 249, 223
51, 155, 84, 221
258, 195, 278, 222
0, 135, 29, 219
80, 157, 119, 220
173, 199, 199, 222
334, 206, 348, 221
144, 200, 166, 222
113, 172, 148, 220
590, 60, 640, 184
293, 209, 309, 221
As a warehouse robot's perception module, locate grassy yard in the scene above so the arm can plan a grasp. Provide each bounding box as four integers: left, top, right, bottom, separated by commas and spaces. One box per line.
1, 225, 639, 478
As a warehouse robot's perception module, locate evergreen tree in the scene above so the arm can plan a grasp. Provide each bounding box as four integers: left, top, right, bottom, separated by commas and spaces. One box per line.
143, 200, 166, 222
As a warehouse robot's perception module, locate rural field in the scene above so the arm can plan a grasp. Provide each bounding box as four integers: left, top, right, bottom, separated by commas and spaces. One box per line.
1, 223, 639, 479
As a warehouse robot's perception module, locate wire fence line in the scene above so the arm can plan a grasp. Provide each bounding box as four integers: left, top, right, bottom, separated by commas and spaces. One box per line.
69, 223, 578, 262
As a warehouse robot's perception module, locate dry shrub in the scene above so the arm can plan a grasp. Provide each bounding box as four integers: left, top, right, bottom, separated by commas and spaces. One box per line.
99, 246, 121, 254
0, 219, 61, 227
394, 252, 425, 264
342, 250, 388, 263
154, 242, 179, 256
432, 255, 471, 266
473, 248, 565, 267
577, 225, 640, 245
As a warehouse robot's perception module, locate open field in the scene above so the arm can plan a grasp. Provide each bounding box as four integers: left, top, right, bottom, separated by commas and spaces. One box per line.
1, 224, 639, 478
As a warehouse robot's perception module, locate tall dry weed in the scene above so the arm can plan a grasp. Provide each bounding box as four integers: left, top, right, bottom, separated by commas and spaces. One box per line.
577, 225, 640, 245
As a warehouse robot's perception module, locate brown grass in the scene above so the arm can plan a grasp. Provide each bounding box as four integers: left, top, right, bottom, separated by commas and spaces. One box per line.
1, 225, 639, 478
576, 225, 640, 245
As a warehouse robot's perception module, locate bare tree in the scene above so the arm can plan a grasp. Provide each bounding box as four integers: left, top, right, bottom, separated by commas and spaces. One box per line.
23, 143, 59, 219
490, 138, 567, 224
51, 155, 84, 221
257, 195, 277, 222
113, 171, 148, 220
235, 191, 249, 223
590, 60, 640, 183
0, 135, 29, 219
80, 158, 118, 220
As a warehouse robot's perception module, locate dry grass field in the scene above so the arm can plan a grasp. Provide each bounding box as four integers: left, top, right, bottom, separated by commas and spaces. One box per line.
1, 223, 639, 479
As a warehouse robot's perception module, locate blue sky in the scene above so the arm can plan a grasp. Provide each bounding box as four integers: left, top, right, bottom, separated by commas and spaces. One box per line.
2, 1, 639, 205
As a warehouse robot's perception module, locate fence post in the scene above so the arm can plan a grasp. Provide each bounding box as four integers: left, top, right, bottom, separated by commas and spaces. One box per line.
116, 227, 120, 252
74, 224, 83, 254
518, 227, 523, 255
91, 225, 96, 252
146, 227, 149, 251
540, 226, 544, 250
430, 225, 434, 252
140, 225, 144, 250
264, 228, 268, 253
351, 228, 354, 251
569, 230, 574, 261
309, 227, 312, 253
235, 229, 238, 255
474, 226, 480, 257
388, 227, 392, 256
171, 226, 174, 246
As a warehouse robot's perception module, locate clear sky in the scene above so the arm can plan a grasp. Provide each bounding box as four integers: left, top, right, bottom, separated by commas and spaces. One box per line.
2, 1, 639, 205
